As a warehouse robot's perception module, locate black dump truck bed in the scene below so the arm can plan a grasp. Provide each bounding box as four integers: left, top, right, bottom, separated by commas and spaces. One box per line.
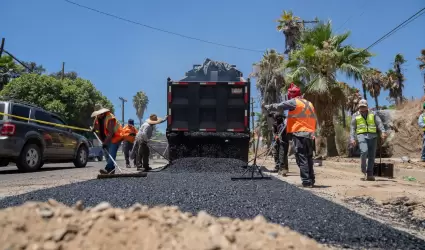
166, 59, 250, 162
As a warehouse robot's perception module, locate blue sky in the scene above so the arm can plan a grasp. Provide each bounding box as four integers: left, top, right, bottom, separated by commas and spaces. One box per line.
1, 0, 424, 131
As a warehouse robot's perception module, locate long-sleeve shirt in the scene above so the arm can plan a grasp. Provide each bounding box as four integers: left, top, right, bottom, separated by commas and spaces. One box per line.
350, 111, 385, 141
136, 122, 154, 143
267, 98, 316, 138
418, 113, 425, 131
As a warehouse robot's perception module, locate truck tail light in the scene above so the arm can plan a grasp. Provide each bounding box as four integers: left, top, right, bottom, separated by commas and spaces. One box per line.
0, 123, 16, 136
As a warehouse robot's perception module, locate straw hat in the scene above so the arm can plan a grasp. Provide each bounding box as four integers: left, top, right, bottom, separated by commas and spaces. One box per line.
91, 108, 110, 118
146, 114, 164, 125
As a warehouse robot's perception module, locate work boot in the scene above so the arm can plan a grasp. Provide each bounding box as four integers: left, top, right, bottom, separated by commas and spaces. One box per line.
126, 164, 131, 168
360, 175, 375, 181
99, 169, 115, 175
280, 166, 289, 177
302, 183, 314, 188
144, 166, 153, 172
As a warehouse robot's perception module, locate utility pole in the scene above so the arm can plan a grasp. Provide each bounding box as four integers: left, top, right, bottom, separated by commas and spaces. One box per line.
61, 62, 65, 80
118, 97, 127, 125
0, 38, 5, 57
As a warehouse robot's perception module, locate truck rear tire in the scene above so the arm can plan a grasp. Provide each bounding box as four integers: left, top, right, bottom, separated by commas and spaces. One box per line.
16, 144, 43, 172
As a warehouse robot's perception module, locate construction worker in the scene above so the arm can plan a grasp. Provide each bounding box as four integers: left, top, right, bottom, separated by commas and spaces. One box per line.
418, 102, 425, 162
121, 119, 138, 168
132, 114, 167, 171
264, 83, 317, 187
269, 112, 289, 176
350, 99, 387, 181
91, 108, 123, 174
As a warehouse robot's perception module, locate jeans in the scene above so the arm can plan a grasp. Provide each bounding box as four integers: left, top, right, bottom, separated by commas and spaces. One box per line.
137, 142, 150, 168
292, 135, 315, 185
422, 133, 425, 160
358, 136, 377, 176
123, 141, 136, 165
105, 141, 121, 172
273, 137, 289, 170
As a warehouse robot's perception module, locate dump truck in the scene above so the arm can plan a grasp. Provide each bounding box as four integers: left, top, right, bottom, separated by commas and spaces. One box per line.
166, 59, 250, 162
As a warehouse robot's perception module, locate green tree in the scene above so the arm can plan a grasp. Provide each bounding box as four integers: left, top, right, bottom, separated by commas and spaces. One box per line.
276, 10, 305, 54
0, 74, 113, 129
0, 55, 25, 90
416, 49, 425, 94
285, 21, 372, 156
250, 49, 286, 146
133, 91, 149, 126
22, 61, 46, 75
393, 53, 406, 104
50, 71, 78, 80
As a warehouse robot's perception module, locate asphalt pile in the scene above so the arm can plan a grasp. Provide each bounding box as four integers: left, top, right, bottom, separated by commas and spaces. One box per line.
0, 200, 325, 250
1, 158, 425, 249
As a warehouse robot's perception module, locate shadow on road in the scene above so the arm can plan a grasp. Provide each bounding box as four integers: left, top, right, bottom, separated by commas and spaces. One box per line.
0, 172, 423, 249
0, 165, 95, 175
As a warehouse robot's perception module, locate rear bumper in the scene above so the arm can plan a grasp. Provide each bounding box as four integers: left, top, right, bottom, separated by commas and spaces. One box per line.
0, 136, 24, 158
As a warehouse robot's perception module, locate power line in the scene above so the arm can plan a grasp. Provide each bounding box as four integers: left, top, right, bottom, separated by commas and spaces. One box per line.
335, 0, 368, 33
63, 0, 264, 53
364, 7, 425, 51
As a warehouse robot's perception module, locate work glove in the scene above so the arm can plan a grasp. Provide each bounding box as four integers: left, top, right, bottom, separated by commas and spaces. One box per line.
102, 143, 109, 150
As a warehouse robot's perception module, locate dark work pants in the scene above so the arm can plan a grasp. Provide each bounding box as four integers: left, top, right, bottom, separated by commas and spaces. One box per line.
136, 142, 150, 168
123, 141, 136, 165
273, 138, 289, 170
292, 135, 315, 185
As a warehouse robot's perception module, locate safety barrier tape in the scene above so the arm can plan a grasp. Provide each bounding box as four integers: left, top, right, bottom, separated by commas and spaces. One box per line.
0, 111, 166, 143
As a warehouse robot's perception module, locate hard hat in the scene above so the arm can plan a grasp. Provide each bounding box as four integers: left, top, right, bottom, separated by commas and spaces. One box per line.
287, 83, 301, 99
358, 99, 368, 108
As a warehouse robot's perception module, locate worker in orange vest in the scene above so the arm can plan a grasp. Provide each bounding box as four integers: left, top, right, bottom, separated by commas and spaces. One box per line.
264, 83, 317, 187
121, 119, 138, 168
91, 108, 123, 175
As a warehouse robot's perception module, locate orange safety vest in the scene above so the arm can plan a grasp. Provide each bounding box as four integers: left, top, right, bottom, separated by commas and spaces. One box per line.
287, 98, 316, 133
94, 112, 123, 144
121, 125, 138, 143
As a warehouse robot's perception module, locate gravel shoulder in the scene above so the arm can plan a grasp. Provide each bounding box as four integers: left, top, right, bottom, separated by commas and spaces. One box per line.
260, 156, 425, 240
0, 158, 424, 249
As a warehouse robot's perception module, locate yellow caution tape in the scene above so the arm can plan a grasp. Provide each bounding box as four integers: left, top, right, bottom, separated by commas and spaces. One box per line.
0, 112, 169, 143
0, 111, 91, 132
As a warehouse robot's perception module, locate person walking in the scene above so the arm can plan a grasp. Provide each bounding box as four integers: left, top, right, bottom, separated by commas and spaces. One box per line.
417, 102, 425, 162
270, 112, 289, 176
350, 99, 387, 181
91, 108, 123, 174
121, 119, 138, 168
132, 114, 167, 171
264, 83, 317, 187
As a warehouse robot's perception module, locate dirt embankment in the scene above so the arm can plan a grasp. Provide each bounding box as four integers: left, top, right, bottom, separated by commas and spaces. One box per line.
0, 200, 326, 250
392, 99, 424, 157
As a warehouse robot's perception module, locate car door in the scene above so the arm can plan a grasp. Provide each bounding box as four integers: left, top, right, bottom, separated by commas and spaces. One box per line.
32, 109, 60, 158
34, 110, 67, 158
50, 114, 77, 158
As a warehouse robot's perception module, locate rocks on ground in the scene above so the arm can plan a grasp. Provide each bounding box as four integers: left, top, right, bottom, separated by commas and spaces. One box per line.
0, 200, 326, 250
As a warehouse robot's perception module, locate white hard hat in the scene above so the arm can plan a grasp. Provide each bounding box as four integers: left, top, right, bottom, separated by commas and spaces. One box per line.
358, 99, 368, 108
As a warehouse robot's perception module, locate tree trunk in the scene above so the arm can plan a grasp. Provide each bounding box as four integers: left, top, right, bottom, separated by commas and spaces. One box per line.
362, 83, 367, 100
319, 112, 339, 157
374, 96, 379, 110
138, 118, 142, 128
341, 106, 346, 128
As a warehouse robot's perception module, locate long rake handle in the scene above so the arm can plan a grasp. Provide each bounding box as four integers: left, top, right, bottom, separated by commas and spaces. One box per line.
90, 128, 122, 173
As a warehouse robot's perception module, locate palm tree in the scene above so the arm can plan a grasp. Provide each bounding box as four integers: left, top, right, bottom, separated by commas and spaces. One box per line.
384, 69, 400, 105
276, 11, 305, 54
132, 91, 149, 126
285, 21, 372, 156
417, 49, 425, 94
393, 53, 406, 104
363, 68, 385, 109
250, 49, 286, 147
346, 87, 362, 114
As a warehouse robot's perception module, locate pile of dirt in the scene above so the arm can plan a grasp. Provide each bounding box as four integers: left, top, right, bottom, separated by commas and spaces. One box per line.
345, 196, 425, 230
0, 200, 325, 250
391, 99, 424, 157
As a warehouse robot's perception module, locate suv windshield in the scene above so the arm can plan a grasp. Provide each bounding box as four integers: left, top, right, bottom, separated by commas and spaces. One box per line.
0, 102, 4, 120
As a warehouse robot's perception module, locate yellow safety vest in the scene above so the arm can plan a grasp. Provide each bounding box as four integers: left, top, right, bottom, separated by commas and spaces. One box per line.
355, 113, 377, 134
422, 115, 425, 131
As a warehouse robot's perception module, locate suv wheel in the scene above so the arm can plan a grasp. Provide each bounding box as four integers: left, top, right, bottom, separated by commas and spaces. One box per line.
17, 144, 43, 172
73, 145, 88, 168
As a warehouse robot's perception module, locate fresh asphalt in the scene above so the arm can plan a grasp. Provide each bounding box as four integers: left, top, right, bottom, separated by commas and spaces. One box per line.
0, 157, 424, 249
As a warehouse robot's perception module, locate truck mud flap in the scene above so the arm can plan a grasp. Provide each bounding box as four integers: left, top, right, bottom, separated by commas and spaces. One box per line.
167, 132, 249, 162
